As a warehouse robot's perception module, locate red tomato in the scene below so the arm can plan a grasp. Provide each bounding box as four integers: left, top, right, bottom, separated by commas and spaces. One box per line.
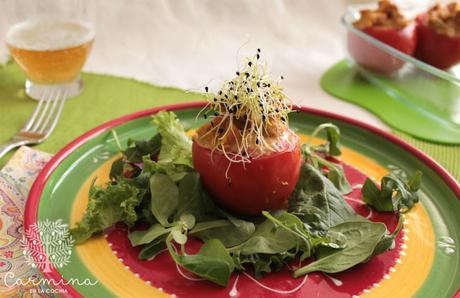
347, 23, 416, 74
192, 140, 301, 216
414, 13, 460, 69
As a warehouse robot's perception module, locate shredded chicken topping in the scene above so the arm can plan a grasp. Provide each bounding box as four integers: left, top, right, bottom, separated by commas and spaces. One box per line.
353, 0, 409, 30
427, 2, 460, 37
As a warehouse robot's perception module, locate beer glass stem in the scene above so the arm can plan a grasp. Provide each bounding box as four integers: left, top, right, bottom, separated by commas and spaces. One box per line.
25, 76, 83, 100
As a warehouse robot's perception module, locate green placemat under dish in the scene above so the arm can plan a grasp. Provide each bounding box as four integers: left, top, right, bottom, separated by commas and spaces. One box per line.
0, 62, 202, 167
395, 131, 460, 181
321, 60, 459, 181
321, 60, 460, 145
1, 61, 458, 181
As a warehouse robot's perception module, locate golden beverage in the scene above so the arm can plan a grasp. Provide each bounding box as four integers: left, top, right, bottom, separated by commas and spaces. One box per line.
6, 18, 95, 84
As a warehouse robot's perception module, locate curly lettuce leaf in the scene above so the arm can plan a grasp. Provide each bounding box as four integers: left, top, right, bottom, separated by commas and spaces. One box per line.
70, 180, 144, 243
152, 111, 193, 167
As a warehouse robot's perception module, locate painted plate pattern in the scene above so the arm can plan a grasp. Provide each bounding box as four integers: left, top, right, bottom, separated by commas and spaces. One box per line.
25, 102, 460, 298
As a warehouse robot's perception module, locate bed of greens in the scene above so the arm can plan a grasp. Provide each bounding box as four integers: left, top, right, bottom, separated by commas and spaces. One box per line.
70, 110, 422, 287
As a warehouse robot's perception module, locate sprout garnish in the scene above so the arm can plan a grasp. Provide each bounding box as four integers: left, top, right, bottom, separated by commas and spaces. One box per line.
198, 50, 294, 163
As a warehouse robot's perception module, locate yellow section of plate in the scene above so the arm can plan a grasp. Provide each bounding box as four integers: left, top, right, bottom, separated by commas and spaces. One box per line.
70, 135, 435, 297
71, 155, 169, 298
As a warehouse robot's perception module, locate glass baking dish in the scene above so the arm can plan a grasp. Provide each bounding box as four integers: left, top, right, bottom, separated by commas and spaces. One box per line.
341, 3, 460, 129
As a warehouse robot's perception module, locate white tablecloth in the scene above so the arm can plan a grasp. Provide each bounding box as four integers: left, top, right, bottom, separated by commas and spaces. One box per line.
0, 0, 433, 130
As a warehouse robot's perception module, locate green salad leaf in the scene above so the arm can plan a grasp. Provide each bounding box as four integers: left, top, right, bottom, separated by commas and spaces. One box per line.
125, 134, 162, 163
72, 111, 420, 288
310, 123, 342, 157
167, 237, 235, 287
138, 237, 166, 260
362, 170, 422, 213
150, 173, 179, 227
151, 111, 193, 167
294, 220, 387, 277
129, 224, 172, 247
289, 164, 356, 235
71, 179, 144, 244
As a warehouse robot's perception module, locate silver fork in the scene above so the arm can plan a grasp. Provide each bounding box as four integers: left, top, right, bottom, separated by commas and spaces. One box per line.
0, 89, 67, 159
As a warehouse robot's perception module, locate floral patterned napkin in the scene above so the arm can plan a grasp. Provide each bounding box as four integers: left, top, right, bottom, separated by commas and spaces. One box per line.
0, 146, 52, 297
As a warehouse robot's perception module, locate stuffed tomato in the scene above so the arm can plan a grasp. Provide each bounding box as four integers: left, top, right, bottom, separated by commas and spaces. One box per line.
192, 56, 301, 215
347, 0, 416, 74
193, 130, 301, 216
415, 3, 460, 70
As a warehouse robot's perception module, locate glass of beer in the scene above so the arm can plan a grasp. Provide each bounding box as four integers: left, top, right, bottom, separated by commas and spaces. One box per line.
4, 0, 95, 100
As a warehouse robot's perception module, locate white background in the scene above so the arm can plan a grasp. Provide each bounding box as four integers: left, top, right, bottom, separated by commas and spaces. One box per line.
0, 0, 432, 130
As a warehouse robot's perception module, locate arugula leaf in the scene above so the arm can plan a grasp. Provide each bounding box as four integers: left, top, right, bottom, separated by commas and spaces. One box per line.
138, 237, 166, 260
294, 220, 387, 277
150, 173, 179, 227
289, 164, 356, 236
109, 158, 124, 180
362, 170, 422, 213
233, 252, 296, 278
193, 215, 255, 247
167, 237, 235, 287
128, 224, 172, 246
124, 134, 162, 163
70, 179, 143, 243
310, 123, 342, 156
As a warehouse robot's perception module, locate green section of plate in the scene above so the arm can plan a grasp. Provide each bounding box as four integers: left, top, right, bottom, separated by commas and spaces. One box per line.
35, 107, 460, 297
320, 60, 460, 144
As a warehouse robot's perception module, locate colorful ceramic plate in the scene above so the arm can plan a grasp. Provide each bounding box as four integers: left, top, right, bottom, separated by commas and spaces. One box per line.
25, 102, 460, 298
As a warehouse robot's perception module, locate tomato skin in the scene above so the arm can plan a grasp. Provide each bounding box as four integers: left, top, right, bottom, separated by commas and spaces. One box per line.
414, 14, 460, 69
347, 24, 416, 73
192, 141, 302, 216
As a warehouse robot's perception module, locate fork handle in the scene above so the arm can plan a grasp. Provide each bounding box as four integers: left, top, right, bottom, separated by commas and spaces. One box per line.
0, 140, 27, 160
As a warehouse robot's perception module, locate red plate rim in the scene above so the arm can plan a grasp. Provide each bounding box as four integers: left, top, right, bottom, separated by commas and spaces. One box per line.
24, 101, 460, 297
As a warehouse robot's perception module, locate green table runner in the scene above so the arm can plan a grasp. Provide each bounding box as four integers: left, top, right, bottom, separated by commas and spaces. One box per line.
0, 62, 202, 167
1, 62, 459, 181
320, 61, 460, 182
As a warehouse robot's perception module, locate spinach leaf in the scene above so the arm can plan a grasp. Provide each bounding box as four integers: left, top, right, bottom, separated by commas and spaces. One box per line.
289, 164, 356, 235
175, 172, 216, 221
150, 173, 179, 227
167, 237, 235, 287
294, 220, 387, 277
316, 155, 352, 195
370, 215, 404, 259
229, 218, 299, 255
362, 170, 422, 213
262, 211, 312, 254
194, 210, 256, 247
